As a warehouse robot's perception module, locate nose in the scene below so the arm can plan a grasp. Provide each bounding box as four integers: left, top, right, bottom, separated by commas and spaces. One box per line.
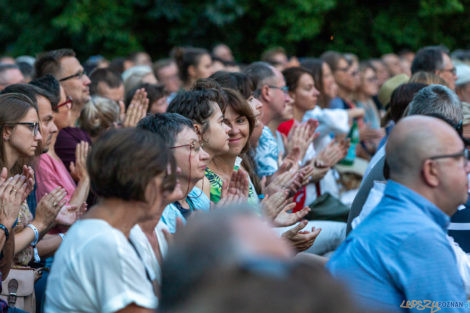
224, 123, 230, 134
200, 147, 210, 161
285, 92, 293, 103
35, 130, 43, 142
313, 87, 320, 96
52, 122, 58, 134
82, 74, 91, 86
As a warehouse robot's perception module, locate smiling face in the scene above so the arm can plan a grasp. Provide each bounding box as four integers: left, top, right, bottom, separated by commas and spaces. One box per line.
224, 105, 250, 156
5, 108, 42, 158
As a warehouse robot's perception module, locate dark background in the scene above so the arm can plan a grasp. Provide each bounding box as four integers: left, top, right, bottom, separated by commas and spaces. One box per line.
0, 0, 468, 62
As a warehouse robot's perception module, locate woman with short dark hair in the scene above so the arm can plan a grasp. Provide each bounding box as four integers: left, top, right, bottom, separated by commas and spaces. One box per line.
45, 128, 176, 313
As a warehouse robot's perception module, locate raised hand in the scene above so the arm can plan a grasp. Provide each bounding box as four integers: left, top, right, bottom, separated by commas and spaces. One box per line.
284, 120, 319, 162
123, 88, 149, 128
273, 205, 310, 227
0, 173, 28, 228
261, 190, 289, 221
21, 165, 35, 202
218, 169, 250, 206
55, 204, 80, 226
300, 161, 329, 185
264, 168, 302, 197
70, 141, 90, 182
33, 187, 67, 233
281, 220, 322, 253
316, 138, 350, 168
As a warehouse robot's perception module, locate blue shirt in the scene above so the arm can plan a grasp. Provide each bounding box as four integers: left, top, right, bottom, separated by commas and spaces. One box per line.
160, 187, 210, 233
254, 126, 279, 177
328, 180, 466, 313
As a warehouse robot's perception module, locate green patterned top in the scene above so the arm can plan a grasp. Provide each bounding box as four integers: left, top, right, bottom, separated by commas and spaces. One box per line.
205, 163, 258, 205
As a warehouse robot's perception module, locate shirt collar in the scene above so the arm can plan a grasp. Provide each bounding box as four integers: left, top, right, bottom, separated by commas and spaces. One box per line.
384, 180, 450, 230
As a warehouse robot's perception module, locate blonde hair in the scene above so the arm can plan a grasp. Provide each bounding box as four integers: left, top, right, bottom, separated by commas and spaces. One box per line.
409, 71, 448, 87
79, 96, 119, 139
462, 101, 470, 126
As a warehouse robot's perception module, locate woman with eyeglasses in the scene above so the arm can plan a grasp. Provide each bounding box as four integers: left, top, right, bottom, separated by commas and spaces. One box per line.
33, 75, 90, 229
0, 92, 67, 269
354, 62, 385, 157
137, 113, 210, 234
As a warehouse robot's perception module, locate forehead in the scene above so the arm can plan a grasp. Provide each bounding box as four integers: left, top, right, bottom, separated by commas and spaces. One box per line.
175, 126, 198, 143
21, 107, 39, 121
442, 53, 452, 67
36, 95, 52, 114
59, 56, 83, 76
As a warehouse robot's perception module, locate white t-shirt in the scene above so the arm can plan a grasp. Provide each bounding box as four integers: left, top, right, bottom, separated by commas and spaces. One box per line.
45, 219, 158, 313
129, 221, 169, 284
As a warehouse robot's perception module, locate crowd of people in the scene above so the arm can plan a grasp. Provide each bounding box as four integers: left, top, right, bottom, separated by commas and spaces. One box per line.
0, 43, 468, 312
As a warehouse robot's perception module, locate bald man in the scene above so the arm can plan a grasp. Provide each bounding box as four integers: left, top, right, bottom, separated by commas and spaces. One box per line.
328, 116, 468, 312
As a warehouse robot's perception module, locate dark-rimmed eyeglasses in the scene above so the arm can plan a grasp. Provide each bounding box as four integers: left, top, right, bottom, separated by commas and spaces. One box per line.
428, 148, 470, 165
440, 67, 457, 75
59, 70, 86, 82
267, 85, 289, 95
56, 96, 73, 110
170, 141, 203, 153
11, 122, 40, 136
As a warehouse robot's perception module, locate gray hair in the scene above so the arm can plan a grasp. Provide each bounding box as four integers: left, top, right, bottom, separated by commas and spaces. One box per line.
243, 61, 275, 91
407, 84, 463, 124
0, 64, 19, 85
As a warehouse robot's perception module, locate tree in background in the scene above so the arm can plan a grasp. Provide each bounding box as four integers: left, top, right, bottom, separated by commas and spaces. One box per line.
0, 0, 468, 62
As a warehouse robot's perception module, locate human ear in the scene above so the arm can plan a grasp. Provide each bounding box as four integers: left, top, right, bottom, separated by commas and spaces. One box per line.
193, 124, 202, 137
3, 127, 12, 141
260, 85, 270, 101
188, 65, 197, 79
422, 160, 440, 187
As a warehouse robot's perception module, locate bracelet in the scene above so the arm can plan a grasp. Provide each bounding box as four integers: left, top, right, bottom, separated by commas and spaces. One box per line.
58, 233, 65, 240
26, 224, 39, 246
0, 224, 9, 241
33, 247, 41, 263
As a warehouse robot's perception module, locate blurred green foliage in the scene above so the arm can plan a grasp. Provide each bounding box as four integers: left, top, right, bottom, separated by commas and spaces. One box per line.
0, 0, 469, 62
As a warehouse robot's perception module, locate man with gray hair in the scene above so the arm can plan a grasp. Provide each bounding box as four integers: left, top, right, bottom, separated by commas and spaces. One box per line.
0, 64, 24, 90
329, 115, 468, 312
243, 62, 292, 178
347, 84, 463, 234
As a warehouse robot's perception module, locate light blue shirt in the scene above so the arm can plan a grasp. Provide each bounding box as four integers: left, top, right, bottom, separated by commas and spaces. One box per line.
328, 180, 466, 312
160, 186, 210, 233
254, 126, 279, 177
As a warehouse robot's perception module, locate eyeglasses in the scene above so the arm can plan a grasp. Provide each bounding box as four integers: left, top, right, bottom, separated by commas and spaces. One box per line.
59, 70, 86, 82
440, 67, 457, 75
267, 85, 289, 95
56, 96, 73, 110
428, 148, 470, 165
12, 122, 40, 136
366, 76, 378, 83
170, 141, 204, 153
335, 67, 349, 72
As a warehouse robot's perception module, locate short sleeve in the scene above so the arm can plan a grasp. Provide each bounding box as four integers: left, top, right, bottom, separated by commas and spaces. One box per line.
391, 230, 467, 313
85, 232, 158, 313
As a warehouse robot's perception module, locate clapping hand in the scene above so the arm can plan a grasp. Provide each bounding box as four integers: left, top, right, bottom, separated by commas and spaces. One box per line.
123, 88, 149, 128
218, 169, 250, 206
281, 220, 322, 253
70, 141, 90, 182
